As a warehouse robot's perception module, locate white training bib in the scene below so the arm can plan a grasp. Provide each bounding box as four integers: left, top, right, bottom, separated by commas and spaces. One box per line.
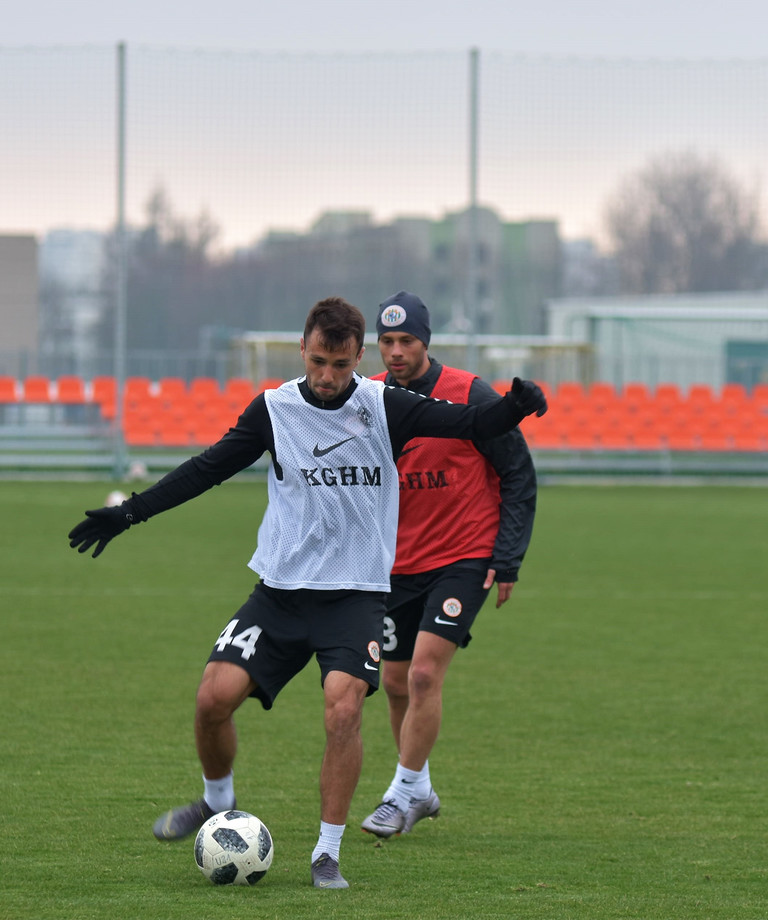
249, 375, 399, 591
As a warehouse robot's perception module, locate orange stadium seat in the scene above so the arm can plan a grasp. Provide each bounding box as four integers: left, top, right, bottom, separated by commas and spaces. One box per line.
256, 378, 284, 393
156, 420, 193, 447
223, 378, 257, 412
91, 376, 117, 420
653, 383, 683, 407
163, 394, 196, 425
157, 377, 188, 405
594, 410, 634, 449
588, 382, 618, 412
751, 383, 768, 407
595, 425, 632, 450
124, 377, 154, 407
685, 384, 715, 415
620, 383, 652, 419
732, 430, 765, 451
561, 427, 600, 450
190, 414, 230, 446
519, 411, 561, 448
665, 425, 699, 451
0, 376, 18, 402
189, 377, 222, 406
622, 382, 651, 403
92, 376, 117, 403
631, 428, 664, 451
554, 382, 585, 408
56, 375, 87, 403
23, 376, 52, 402
720, 382, 747, 402
124, 417, 159, 446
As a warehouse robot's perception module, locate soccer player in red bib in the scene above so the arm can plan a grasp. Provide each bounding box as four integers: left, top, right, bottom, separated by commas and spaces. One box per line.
362, 292, 538, 838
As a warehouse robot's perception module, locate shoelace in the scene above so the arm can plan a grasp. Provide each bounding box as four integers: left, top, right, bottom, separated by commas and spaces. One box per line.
313, 855, 339, 878
373, 800, 401, 822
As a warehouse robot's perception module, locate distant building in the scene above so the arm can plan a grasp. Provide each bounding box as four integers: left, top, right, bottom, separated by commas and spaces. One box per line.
433, 209, 562, 335
255, 206, 562, 335
547, 291, 768, 390
561, 239, 618, 299
0, 235, 38, 376
38, 229, 107, 375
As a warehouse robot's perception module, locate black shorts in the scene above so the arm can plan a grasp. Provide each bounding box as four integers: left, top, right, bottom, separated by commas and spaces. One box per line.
207, 582, 386, 709
381, 558, 491, 662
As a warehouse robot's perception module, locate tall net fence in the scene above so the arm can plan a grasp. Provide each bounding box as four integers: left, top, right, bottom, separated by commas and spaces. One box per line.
482, 55, 768, 241
122, 49, 471, 249
2, 46, 768, 381
4, 47, 767, 244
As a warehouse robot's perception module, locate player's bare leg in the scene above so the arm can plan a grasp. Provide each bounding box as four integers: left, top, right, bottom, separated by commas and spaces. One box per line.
319, 669, 368, 824
397, 631, 457, 772
152, 661, 254, 841
194, 661, 255, 779
381, 658, 410, 749
362, 633, 453, 836
311, 670, 367, 888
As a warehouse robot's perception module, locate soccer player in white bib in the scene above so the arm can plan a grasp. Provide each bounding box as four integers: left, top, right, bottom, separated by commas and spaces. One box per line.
68, 296, 547, 889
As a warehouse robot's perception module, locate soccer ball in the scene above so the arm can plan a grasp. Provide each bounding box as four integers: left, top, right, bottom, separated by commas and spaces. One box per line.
194, 810, 274, 885
105, 490, 128, 507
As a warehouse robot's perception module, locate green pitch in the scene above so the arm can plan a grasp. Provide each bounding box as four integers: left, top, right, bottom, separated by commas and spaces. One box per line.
2, 480, 766, 919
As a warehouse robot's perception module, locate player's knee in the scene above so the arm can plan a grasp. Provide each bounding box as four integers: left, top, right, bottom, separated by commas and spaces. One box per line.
195, 685, 221, 723
324, 694, 363, 739
407, 661, 441, 700
195, 677, 236, 724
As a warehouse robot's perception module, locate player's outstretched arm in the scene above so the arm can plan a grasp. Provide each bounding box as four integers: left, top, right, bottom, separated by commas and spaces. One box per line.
68, 503, 137, 558
384, 375, 548, 450
509, 377, 548, 418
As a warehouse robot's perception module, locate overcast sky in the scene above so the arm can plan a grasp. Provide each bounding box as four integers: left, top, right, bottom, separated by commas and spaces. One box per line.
5, 0, 768, 58
4, 0, 767, 247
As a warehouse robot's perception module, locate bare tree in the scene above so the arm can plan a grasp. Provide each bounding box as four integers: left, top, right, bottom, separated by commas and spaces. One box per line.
604, 151, 766, 294
99, 188, 224, 353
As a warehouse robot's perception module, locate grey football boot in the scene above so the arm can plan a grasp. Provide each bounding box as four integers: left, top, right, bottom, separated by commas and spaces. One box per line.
361, 799, 406, 838
152, 798, 235, 840
403, 788, 441, 832
311, 853, 349, 889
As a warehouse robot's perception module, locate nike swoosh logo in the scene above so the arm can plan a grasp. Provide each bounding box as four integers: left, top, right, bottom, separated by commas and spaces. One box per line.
399, 445, 420, 456
313, 436, 355, 458
364, 661, 379, 671
434, 616, 459, 627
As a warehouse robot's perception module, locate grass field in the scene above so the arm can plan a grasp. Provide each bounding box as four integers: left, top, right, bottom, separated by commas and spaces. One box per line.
2, 479, 767, 920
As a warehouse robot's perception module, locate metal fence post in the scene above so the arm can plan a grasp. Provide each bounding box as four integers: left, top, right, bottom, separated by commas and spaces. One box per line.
466, 46, 480, 374
113, 41, 128, 480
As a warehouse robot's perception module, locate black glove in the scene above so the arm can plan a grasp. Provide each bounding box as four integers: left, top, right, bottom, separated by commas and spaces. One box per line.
509, 377, 548, 418
68, 504, 135, 558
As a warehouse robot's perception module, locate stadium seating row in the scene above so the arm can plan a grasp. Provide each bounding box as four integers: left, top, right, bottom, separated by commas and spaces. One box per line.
2, 375, 768, 451
504, 381, 768, 452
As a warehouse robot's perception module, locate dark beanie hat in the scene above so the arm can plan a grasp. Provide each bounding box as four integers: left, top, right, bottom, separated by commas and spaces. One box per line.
376, 291, 431, 346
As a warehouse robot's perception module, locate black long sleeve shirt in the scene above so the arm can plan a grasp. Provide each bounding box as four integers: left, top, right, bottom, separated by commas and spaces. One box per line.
127, 374, 529, 535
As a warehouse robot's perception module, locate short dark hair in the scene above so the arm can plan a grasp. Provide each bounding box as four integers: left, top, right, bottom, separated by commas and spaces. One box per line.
304, 297, 366, 353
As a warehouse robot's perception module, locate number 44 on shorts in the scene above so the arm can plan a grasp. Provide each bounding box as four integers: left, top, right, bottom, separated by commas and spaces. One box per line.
214, 618, 263, 660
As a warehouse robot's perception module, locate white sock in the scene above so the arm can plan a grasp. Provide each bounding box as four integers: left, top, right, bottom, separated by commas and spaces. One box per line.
203, 772, 235, 812
312, 821, 345, 863
387, 761, 431, 813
